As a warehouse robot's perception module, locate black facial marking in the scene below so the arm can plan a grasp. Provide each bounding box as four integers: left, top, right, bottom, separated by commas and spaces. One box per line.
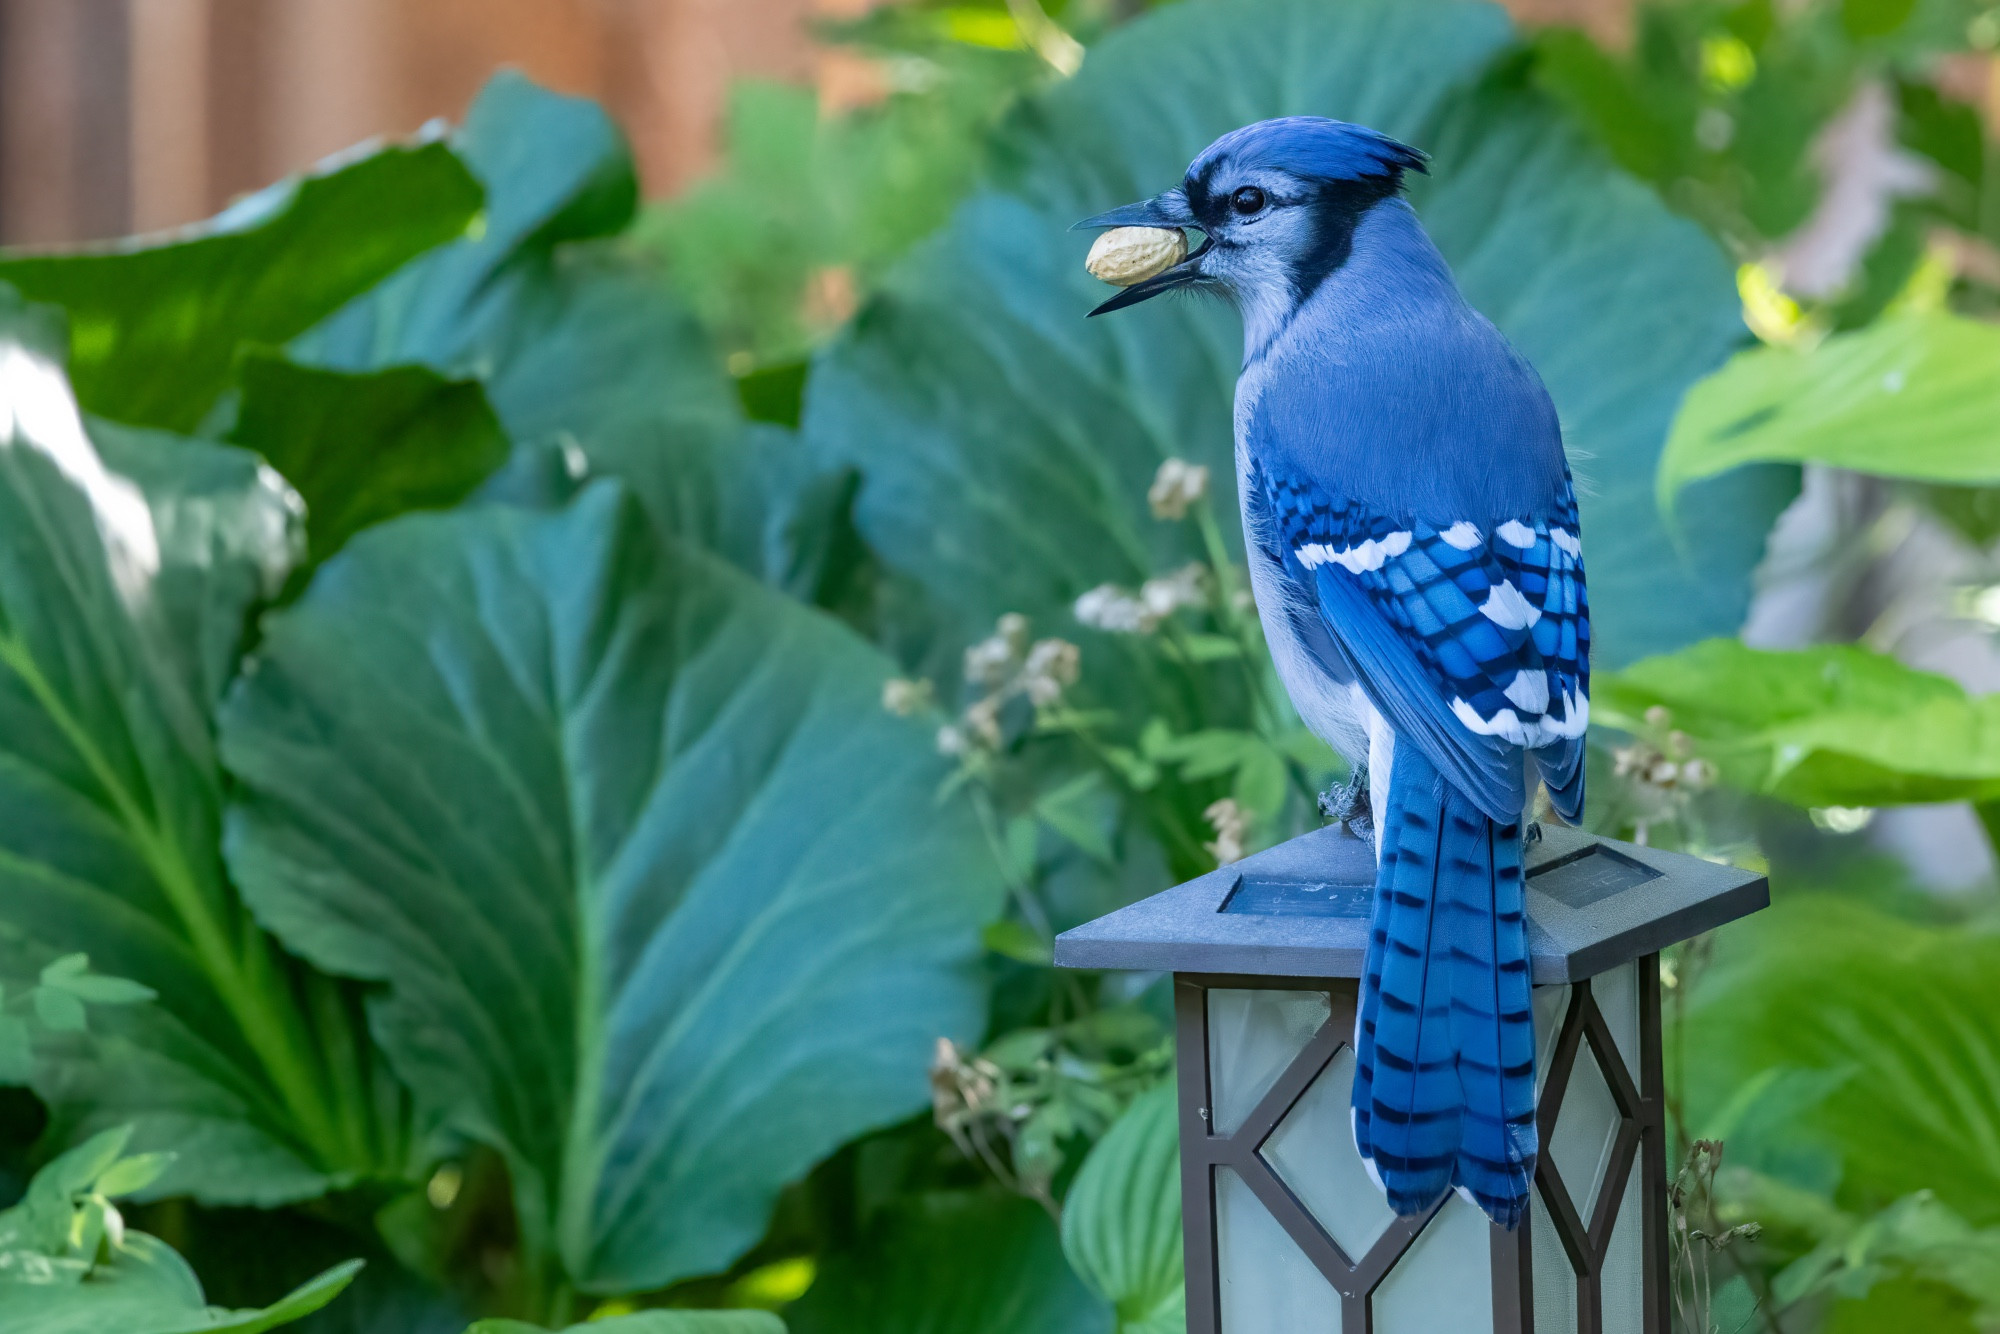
1289, 174, 1402, 304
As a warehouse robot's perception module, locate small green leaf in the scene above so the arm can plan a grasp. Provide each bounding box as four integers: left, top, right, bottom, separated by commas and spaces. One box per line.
37, 954, 88, 984
226, 352, 509, 569
31, 987, 86, 1033
0, 1015, 32, 1084
37, 956, 156, 1006
467, 1313, 785, 1334
1176, 634, 1242, 662
92, 1151, 174, 1199
984, 920, 1054, 966
1035, 771, 1119, 865
1231, 745, 1289, 824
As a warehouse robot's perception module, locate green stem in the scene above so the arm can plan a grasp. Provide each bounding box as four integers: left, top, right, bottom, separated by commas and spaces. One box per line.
969, 785, 1053, 942
0, 632, 343, 1162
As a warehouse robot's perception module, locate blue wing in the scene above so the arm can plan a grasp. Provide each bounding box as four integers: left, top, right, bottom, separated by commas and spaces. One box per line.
1254, 464, 1590, 823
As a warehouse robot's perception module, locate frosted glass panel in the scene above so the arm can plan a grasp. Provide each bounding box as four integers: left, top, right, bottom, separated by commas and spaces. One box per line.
1593, 962, 1640, 1073
1530, 1189, 1578, 1334
1531, 983, 1570, 1095
1262, 1047, 1397, 1261
1207, 989, 1331, 1135
1599, 1164, 1645, 1334
1372, 1195, 1491, 1333
1549, 1044, 1622, 1221
1215, 1166, 1342, 1334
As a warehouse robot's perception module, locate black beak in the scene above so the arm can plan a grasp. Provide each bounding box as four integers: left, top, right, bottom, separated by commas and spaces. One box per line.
1073, 188, 1206, 316
1085, 237, 1212, 315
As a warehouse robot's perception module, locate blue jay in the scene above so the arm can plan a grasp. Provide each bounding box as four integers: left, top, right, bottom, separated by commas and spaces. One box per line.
1078, 117, 1588, 1230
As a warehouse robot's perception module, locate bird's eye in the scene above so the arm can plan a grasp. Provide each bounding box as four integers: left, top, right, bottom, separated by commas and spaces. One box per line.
1230, 186, 1268, 215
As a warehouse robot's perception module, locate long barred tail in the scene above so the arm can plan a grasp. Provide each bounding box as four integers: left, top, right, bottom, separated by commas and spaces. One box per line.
1351, 746, 1537, 1228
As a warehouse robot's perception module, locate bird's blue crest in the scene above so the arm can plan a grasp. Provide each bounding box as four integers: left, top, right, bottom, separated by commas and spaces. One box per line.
1189, 116, 1427, 189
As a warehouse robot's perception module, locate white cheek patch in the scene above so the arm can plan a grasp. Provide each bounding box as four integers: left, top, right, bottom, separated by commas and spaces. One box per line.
1440, 521, 1483, 550
1496, 520, 1538, 549
1296, 530, 1412, 574
1478, 579, 1541, 629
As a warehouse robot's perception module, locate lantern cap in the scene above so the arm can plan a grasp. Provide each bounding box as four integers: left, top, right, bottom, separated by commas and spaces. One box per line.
1053, 823, 1766, 985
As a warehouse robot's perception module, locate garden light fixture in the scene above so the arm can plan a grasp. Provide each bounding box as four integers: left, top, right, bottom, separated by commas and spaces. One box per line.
1056, 823, 1766, 1333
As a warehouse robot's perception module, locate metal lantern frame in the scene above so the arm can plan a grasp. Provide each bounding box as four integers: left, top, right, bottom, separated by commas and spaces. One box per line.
1174, 964, 1664, 1334
1056, 823, 1767, 1334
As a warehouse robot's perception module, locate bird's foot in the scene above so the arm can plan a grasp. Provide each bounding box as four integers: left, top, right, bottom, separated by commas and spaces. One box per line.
1319, 769, 1373, 842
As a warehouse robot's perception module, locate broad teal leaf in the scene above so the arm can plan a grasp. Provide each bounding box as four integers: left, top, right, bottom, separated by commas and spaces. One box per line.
0, 144, 480, 433
0, 297, 392, 1203
804, 0, 1790, 676
1598, 639, 2000, 806
1061, 1082, 1185, 1334
787, 1192, 1111, 1334
218, 482, 1003, 1292
225, 352, 508, 570
1659, 312, 2000, 503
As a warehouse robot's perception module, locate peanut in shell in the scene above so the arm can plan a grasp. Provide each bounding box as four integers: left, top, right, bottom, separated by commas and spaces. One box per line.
1085, 226, 1187, 287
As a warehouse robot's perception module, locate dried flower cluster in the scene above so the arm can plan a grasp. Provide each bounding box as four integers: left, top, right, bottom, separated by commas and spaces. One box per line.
1074, 562, 1208, 634
1612, 705, 1717, 794
1204, 796, 1252, 865
1147, 457, 1210, 520
932, 613, 1080, 759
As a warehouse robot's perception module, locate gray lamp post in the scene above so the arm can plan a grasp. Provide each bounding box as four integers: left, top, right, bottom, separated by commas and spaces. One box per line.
1054, 822, 1767, 1334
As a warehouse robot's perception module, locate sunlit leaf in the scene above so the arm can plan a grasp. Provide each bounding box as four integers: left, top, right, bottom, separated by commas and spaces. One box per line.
1598, 639, 2000, 806
0, 144, 480, 433
1659, 312, 2000, 506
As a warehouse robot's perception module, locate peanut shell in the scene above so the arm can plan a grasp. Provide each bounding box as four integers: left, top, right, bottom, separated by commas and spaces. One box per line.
1085, 226, 1187, 287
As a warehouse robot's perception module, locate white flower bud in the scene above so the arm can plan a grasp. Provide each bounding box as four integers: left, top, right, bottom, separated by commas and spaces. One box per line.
1148, 458, 1210, 520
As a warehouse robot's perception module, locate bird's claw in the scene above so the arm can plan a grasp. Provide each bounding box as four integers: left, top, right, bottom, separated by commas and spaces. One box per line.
1319, 769, 1374, 842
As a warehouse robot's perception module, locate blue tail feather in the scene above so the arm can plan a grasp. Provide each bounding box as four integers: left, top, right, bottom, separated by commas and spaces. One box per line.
1352, 747, 1537, 1229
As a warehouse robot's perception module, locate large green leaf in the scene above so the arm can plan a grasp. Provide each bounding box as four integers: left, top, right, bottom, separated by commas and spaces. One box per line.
1680, 897, 2000, 1225
1061, 1081, 1184, 1334
0, 297, 393, 1203
803, 0, 1791, 677
786, 1192, 1111, 1334
225, 352, 508, 570
1597, 639, 2000, 807
0, 1126, 361, 1333
297, 74, 746, 549
1659, 312, 2000, 505
217, 482, 1003, 1293
0, 145, 480, 434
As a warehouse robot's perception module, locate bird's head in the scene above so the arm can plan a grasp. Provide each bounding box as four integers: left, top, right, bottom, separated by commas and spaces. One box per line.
1075, 116, 1427, 320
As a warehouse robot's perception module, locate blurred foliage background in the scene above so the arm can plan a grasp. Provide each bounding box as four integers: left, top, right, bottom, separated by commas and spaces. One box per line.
1, 0, 1999, 1331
